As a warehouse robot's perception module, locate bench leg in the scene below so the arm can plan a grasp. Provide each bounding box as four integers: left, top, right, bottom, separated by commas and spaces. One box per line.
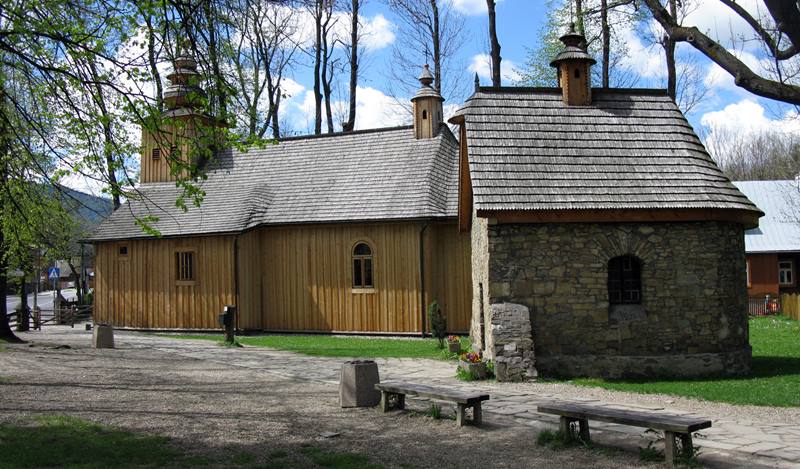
559, 416, 574, 440
664, 431, 676, 469
680, 433, 693, 460
456, 404, 466, 427
473, 402, 482, 426
380, 391, 391, 412
578, 418, 590, 444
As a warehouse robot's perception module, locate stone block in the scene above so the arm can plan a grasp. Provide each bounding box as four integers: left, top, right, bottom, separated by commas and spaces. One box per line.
339, 360, 380, 408
92, 324, 115, 349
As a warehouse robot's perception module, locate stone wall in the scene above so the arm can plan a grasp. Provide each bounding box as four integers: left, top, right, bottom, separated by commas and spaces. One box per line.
485, 221, 751, 378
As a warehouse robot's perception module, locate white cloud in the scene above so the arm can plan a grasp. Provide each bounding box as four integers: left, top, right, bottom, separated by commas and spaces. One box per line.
617, 25, 665, 80
361, 14, 395, 51
451, 0, 504, 16
683, 0, 764, 51
700, 99, 800, 160
468, 53, 521, 83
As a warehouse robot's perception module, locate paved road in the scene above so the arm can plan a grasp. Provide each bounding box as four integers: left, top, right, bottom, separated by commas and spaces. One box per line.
6, 288, 78, 312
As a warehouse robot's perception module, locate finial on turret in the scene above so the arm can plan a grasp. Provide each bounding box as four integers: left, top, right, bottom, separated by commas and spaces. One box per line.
419, 64, 434, 87
474, 73, 480, 92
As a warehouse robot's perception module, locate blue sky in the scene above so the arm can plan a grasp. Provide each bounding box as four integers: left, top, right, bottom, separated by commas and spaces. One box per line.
276, 0, 799, 146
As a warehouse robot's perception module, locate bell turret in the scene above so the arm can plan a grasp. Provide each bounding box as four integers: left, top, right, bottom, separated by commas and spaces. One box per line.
140, 42, 223, 184
411, 64, 444, 139
164, 46, 206, 111
550, 23, 596, 106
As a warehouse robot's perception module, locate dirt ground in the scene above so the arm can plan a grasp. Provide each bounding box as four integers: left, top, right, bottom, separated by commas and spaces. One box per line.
0, 338, 667, 469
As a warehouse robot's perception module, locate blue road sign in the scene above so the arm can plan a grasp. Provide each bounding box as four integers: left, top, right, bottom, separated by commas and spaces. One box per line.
48, 267, 60, 279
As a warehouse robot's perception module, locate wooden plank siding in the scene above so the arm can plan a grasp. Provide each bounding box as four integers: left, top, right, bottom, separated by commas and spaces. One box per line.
254, 221, 471, 333
95, 235, 236, 329
747, 253, 779, 296
95, 222, 472, 333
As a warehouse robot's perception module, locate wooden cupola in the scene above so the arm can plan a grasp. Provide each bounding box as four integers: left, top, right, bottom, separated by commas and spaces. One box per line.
550, 23, 596, 106
140, 43, 223, 184
411, 64, 444, 139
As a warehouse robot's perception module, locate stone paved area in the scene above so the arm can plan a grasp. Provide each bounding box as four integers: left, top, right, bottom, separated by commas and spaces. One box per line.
19, 326, 800, 467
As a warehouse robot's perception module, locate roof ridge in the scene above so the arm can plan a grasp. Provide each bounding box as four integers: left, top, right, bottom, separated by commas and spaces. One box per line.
473, 86, 669, 96
278, 125, 413, 142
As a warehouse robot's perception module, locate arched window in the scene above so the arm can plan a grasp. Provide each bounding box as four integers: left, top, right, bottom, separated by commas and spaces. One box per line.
608, 255, 641, 304
422, 109, 428, 120
352, 242, 374, 288
574, 68, 581, 79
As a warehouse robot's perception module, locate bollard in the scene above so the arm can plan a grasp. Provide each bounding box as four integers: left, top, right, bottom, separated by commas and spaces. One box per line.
92, 323, 115, 349
339, 360, 380, 408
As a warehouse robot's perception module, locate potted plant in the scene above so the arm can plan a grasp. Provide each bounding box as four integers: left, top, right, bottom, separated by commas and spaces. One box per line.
446, 335, 461, 354
459, 352, 487, 379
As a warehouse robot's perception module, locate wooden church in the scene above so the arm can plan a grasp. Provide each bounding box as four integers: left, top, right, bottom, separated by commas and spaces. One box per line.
91, 26, 762, 378
89, 57, 472, 334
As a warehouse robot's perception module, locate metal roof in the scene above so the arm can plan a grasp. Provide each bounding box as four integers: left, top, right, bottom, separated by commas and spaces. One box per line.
88, 126, 459, 241
451, 87, 761, 214
733, 180, 800, 253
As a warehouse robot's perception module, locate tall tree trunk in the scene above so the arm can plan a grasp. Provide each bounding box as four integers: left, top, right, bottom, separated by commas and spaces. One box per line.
0, 84, 21, 342
272, 89, 281, 139
313, 0, 323, 134
665, 0, 677, 100
429, 0, 442, 93
88, 59, 121, 210
321, 9, 335, 134
575, 0, 585, 36
144, 10, 163, 112
487, 0, 501, 87
342, 0, 359, 132
601, 0, 610, 87
204, 1, 227, 121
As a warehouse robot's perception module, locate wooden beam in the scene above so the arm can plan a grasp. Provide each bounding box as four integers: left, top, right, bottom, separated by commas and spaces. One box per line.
478, 208, 760, 228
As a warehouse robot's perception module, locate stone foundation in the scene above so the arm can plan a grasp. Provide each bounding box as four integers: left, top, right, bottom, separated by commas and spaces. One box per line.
537, 346, 751, 379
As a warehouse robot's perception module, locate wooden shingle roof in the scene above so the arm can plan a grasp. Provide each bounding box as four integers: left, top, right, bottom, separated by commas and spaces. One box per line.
89, 126, 459, 241
451, 87, 760, 214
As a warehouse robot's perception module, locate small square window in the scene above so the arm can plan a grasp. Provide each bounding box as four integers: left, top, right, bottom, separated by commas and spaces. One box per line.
119, 245, 128, 256
176, 251, 195, 282
152, 148, 161, 160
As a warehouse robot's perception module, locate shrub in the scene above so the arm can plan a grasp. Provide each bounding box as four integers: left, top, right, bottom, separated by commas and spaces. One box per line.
428, 300, 447, 349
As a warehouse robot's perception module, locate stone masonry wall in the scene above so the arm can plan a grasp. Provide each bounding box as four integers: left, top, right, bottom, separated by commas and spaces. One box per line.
486, 221, 751, 378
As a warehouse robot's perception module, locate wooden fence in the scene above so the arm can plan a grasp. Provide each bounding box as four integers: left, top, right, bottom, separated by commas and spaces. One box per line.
780, 293, 800, 321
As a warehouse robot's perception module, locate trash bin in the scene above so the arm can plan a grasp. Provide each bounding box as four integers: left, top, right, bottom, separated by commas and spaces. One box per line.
339, 360, 380, 408
93, 323, 115, 349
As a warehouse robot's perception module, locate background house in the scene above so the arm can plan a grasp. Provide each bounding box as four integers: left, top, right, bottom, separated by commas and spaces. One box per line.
733, 181, 800, 316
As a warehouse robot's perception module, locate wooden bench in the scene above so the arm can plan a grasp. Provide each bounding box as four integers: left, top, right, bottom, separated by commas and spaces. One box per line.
375, 382, 489, 427
538, 403, 711, 468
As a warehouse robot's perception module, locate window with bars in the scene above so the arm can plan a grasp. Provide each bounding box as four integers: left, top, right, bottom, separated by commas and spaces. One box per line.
352, 242, 373, 289
608, 255, 642, 305
152, 148, 161, 161
176, 251, 195, 283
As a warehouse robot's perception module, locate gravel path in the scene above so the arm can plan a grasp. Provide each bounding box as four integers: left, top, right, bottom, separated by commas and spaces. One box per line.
1, 326, 796, 468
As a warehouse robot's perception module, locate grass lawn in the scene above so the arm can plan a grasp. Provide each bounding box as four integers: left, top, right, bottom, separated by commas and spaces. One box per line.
164, 333, 470, 360
0, 415, 385, 468
571, 316, 800, 407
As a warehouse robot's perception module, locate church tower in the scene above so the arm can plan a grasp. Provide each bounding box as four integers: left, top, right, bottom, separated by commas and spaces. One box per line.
140, 44, 223, 184
550, 23, 596, 106
411, 65, 444, 139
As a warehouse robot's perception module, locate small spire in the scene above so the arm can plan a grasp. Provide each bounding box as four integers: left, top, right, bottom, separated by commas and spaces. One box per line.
569, 22, 576, 34
474, 73, 480, 92
419, 64, 434, 87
